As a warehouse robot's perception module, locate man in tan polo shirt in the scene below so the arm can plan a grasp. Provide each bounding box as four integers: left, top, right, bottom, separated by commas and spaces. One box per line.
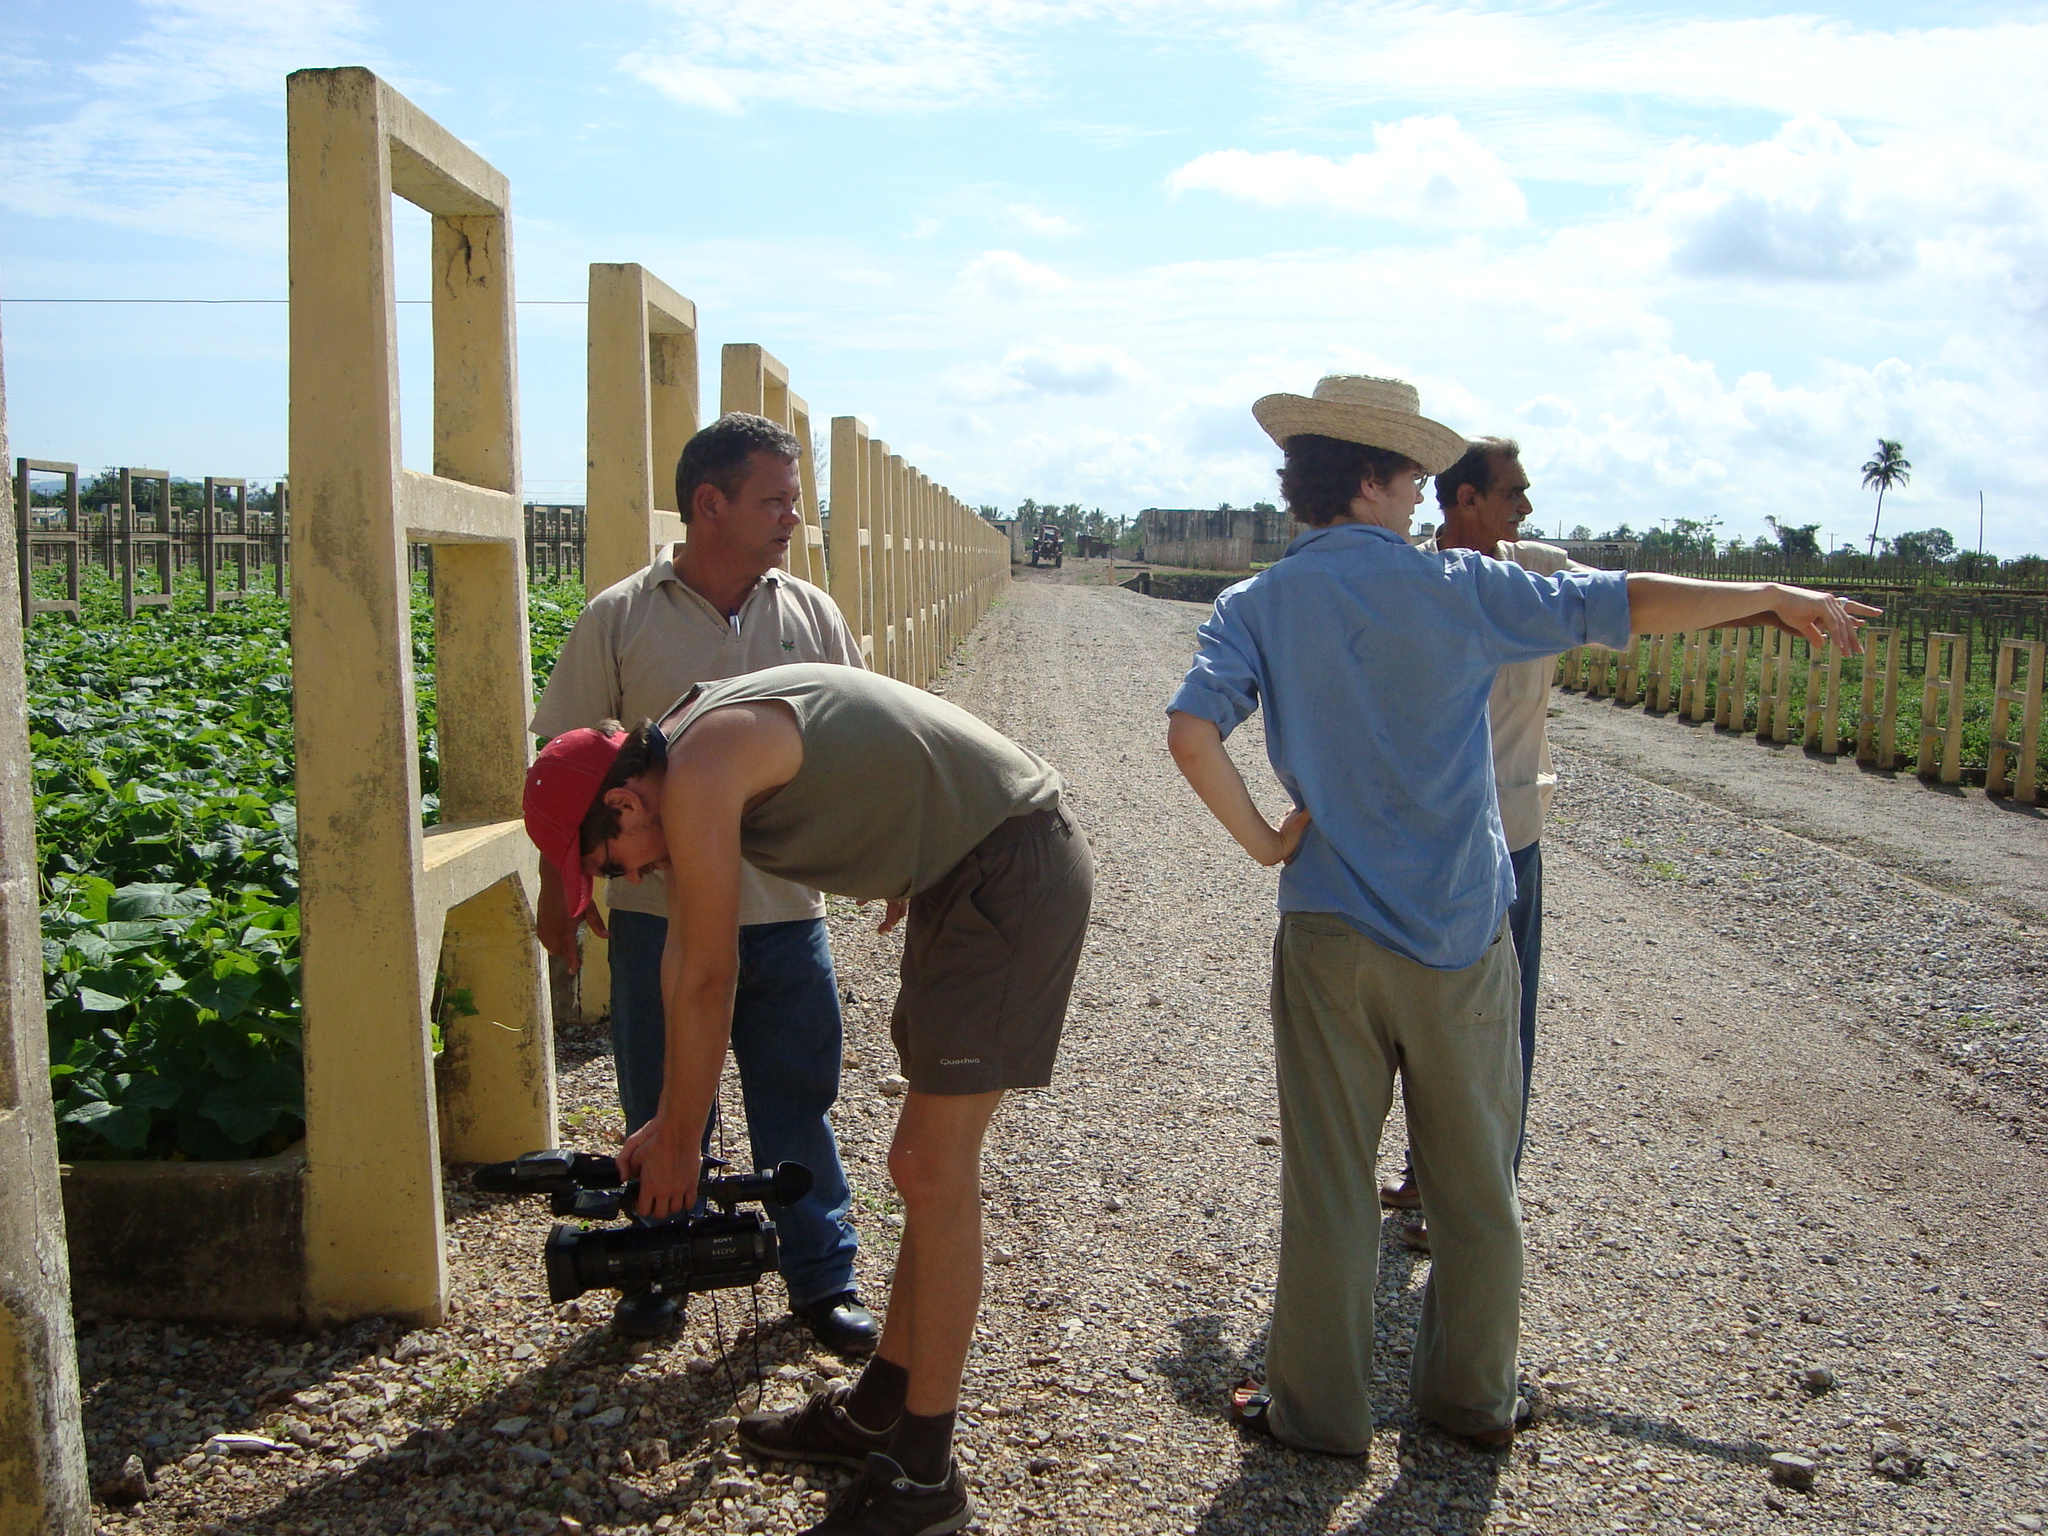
530, 412, 875, 1352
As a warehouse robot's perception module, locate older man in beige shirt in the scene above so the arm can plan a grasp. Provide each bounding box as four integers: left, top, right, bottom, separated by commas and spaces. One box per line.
530, 412, 876, 1352
1383, 438, 1580, 1244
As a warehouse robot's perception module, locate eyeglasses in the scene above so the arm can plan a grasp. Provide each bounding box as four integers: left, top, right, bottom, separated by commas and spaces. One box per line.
596, 838, 626, 880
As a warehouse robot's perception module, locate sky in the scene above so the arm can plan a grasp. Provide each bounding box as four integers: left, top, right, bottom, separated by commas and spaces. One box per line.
3, 0, 2046, 555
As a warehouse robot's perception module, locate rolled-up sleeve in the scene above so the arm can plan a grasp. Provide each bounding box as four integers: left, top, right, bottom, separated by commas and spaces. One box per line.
1467, 559, 1632, 664
1167, 590, 1264, 739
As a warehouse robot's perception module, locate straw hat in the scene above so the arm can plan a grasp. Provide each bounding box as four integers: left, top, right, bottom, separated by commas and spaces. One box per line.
1252, 374, 1468, 474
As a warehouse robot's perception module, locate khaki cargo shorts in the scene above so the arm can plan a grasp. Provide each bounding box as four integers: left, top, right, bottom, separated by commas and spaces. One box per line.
890, 801, 1094, 1095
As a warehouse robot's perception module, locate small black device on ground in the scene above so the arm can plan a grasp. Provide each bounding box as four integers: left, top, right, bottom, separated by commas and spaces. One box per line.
473, 1148, 813, 1306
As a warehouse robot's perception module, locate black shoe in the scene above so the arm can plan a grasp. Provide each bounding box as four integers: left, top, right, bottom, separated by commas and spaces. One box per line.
611, 1287, 679, 1339
800, 1452, 972, 1535
797, 1291, 880, 1356
738, 1384, 896, 1469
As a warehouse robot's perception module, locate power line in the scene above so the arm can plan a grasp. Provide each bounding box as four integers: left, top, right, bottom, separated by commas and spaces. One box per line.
2, 298, 586, 305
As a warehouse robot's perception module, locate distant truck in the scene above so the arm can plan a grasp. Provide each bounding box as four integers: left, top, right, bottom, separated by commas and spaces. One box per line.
1029, 524, 1064, 568
1075, 535, 1112, 559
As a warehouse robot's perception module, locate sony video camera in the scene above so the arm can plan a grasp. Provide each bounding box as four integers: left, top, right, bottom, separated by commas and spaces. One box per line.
473, 1148, 812, 1306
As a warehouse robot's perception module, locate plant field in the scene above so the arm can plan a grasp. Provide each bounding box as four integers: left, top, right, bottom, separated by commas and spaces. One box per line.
1562, 627, 2048, 778
28, 567, 583, 1160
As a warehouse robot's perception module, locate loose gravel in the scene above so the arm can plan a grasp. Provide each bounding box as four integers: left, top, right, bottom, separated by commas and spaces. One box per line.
76, 568, 2048, 1535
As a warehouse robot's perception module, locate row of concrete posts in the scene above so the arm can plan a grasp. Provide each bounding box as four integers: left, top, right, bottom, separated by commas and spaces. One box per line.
1557, 626, 2042, 801
0, 64, 1009, 1531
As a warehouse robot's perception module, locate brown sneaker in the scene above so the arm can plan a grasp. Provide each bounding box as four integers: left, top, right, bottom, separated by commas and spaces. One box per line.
1395, 1219, 1430, 1254
738, 1385, 896, 1470
801, 1452, 972, 1535
1379, 1170, 1422, 1211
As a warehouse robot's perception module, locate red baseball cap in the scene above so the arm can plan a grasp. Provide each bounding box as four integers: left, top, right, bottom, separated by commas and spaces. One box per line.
523, 728, 628, 920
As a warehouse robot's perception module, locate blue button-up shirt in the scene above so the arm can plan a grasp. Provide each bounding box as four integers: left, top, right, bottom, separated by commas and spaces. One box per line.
1167, 522, 1632, 970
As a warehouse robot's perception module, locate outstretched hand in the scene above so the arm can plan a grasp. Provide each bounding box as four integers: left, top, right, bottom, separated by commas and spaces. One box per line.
1768, 586, 1883, 655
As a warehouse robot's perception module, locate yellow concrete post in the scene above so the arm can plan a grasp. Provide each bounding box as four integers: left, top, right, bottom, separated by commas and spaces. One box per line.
1804, 638, 1845, 755
585, 263, 696, 600
1856, 627, 1903, 769
1987, 638, 2043, 804
828, 417, 874, 665
869, 438, 896, 679
0, 313, 93, 1536
887, 455, 910, 681
288, 67, 552, 1325
1755, 627, 1793, 742
791, 393, 826, 588
1615, 634, 1641, 706
1917, 632, 1968, 785
1678, 631, 1707, 721
1714, 627, 1751, 730
719, 344, 819, 585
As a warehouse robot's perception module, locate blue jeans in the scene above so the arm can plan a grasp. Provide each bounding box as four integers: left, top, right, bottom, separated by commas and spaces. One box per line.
1506, 840, 1542, 1173
1398, 840, 1543, 1177
607, 910, 859, 1308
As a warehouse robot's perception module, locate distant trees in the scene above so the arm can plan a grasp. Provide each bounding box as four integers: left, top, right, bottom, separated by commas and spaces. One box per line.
1764, 516, 1823, 560
1003, 500, 1133, 549
1890, 527, 1956, 564
1861, 438, 1911, 557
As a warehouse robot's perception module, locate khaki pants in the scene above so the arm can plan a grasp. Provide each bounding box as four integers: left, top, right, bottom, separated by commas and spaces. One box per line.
1264, 911, 1524, 1454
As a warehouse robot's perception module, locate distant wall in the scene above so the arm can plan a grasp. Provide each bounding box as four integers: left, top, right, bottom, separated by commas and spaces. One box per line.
1136, 508, 1291, 570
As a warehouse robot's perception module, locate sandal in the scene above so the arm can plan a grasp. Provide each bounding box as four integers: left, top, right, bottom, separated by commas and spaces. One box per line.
1229, 1381, 1275, 1440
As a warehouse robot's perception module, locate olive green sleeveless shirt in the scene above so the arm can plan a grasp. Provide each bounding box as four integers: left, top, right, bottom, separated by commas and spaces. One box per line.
664, 664, 1062, 900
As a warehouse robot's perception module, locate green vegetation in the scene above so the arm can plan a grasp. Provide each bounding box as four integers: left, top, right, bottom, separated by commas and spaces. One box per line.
28, 565, 584, 1160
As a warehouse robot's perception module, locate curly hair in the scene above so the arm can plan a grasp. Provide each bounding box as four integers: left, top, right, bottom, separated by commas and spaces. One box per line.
1276, 434, 1423, 526
674, 412, 804, 524
577, 719, 670, 855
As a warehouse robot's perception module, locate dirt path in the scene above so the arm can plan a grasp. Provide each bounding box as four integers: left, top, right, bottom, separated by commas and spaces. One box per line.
1547, 688, 2048, 923
79, 571, 2048, 1536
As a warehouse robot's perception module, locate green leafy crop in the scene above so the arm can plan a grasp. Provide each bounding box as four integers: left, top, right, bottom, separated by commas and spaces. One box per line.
28, 565, 584, 1159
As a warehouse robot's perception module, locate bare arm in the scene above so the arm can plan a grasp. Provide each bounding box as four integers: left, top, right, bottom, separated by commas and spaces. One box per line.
1625, 574, 1879, 653
615, 703, 804, 1219
1166, 711, 1311, 867
534, 858, 608, 974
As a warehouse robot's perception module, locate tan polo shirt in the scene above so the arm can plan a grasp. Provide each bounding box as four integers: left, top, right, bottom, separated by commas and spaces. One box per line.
530, 550, 864, 925
1423, 536, 1587, 853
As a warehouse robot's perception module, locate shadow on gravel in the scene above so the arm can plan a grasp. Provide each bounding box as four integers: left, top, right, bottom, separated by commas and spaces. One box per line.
1153, 1231, 1509, 1534
240, 1310, 801, 1534
1550, 1404, 1774, 1468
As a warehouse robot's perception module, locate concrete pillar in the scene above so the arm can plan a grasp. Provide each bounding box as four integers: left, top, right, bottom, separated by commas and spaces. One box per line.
1804, 637, 1844, 754
1856, 627, 1903, 769
871, 438, 899, 679
288, 67, 552, 1325
828, 417, 874, 665
585, 263, 696, 600
1987, 639, 2043, 804
0, 311, 92, 1536
1917, 632, 1968, 784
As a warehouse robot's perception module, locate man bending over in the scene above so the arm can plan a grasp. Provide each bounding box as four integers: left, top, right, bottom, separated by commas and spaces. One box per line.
523, 664, 1093, 1535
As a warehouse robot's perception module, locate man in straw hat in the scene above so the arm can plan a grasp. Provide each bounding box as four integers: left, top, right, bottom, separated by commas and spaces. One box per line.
523, 664, 1093, 1534
1166, 374, 1877, 1455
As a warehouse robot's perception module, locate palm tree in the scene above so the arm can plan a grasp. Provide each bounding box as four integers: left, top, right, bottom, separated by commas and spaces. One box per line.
1862, 438, 1911, 557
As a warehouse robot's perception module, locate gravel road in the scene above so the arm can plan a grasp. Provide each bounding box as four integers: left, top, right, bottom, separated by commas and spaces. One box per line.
76, 567, 2048, 1536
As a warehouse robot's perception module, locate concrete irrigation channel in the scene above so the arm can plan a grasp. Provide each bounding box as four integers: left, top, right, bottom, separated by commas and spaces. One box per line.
78, 566, 2048, 1535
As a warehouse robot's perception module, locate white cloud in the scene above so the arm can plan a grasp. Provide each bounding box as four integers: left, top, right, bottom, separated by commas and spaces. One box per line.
949, 341, 1141, 401
1167, 117, 1527, 228
1000, 203, 1082, 237
951, 249, 1074, 303
0, 0, 376, 239
621, 0, 1224, 115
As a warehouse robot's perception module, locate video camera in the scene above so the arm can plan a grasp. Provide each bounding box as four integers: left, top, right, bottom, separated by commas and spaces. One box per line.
473, 1148, 813, 1306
